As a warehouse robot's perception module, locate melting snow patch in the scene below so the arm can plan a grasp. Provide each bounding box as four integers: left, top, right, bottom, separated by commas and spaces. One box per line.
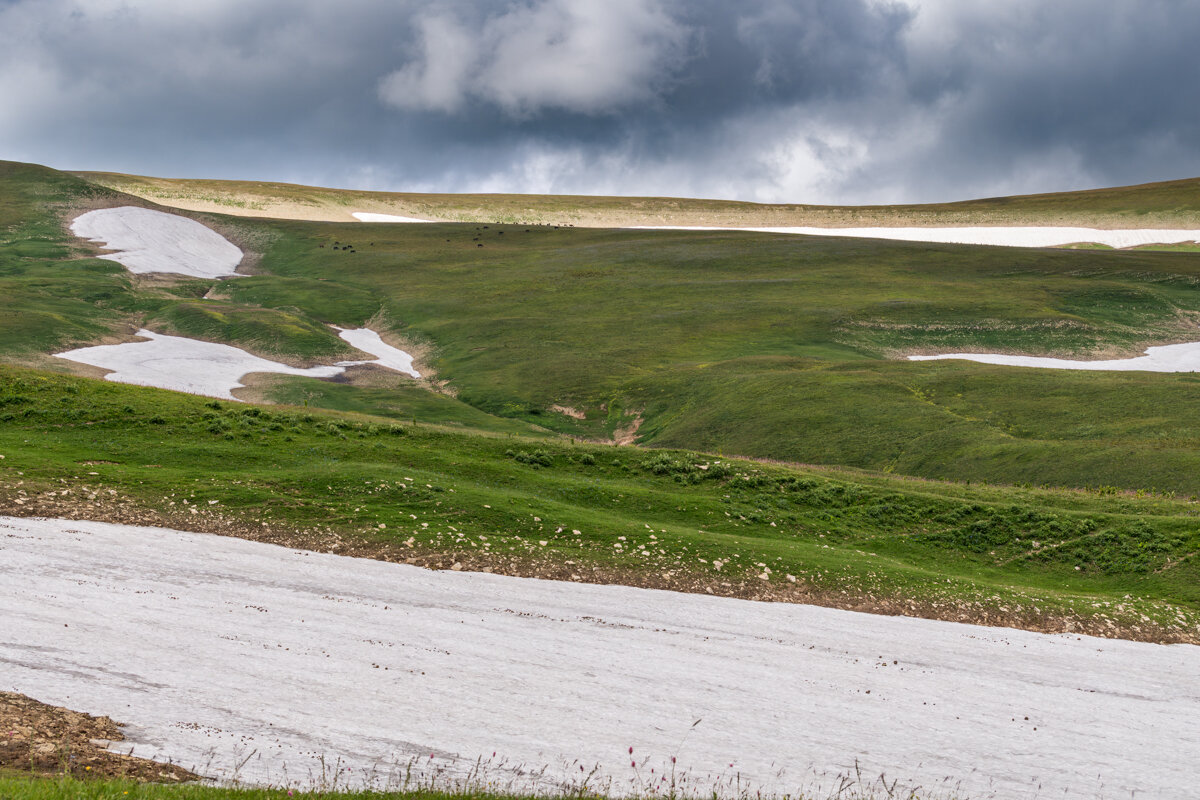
333, 326, 420, 378
55, 330, 344, 400
1, 516, 1196, 798
909, 341, 1200, 372
71, 206, 243, 278
352, 212, 432, 223
633, 225, 1200, 249
54, 328, 420, 400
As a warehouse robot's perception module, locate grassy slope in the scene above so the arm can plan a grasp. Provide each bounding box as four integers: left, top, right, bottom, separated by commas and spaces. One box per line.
0, 162, 137, 361
1, 365, 1197, 641
230, 219, 1200, 496
4, 160, 1200, 638
76, 170, 1200, 228
0, 161, 542, 432
16, 161, 1200, 494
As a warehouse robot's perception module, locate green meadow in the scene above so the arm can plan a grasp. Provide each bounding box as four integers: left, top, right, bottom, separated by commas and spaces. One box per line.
2, 158, 1200, 639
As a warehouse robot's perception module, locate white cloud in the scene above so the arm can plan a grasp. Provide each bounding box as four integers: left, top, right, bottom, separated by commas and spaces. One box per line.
378, 14, 477, 114
378, 0, 690, 117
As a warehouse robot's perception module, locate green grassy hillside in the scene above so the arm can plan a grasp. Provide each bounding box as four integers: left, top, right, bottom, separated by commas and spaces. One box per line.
76, 170, 1200, 228
3, 160, 1200, 639
229, 218, 1200, 496
13, 161, 1200, 494
0, 162, 136, 361
1, 365, 1197, 641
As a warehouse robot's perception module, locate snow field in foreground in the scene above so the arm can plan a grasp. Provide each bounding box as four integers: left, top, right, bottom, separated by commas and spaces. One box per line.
352, 212, 432, 223
909, 340, 1200, 372
1, 517, 1196, 798
55, 328, 418, 400
71, 207, 244, 278
633, 225, 1200, 249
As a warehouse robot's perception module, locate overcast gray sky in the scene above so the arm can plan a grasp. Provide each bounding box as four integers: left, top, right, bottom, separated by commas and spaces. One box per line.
2, 0, 1197, 204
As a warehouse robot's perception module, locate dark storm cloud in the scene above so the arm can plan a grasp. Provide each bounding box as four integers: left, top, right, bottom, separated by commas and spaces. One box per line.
1, 0, 1198, 203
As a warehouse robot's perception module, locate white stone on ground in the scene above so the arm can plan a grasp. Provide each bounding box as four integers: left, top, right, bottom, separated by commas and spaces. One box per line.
909, 341, 1200, 372
71, 207, 243, 278
333, 326, 420, 378
352, 212, 432, 223
1, 517, 1195, 798
633, 225, 1200, 249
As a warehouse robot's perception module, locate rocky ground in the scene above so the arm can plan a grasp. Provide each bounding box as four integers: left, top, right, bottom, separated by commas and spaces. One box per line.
0, 692, 198, 782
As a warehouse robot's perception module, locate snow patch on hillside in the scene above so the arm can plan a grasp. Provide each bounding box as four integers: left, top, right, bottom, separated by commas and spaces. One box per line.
55, 328, 419, 400
634, 225, 1200, 249
334, 326, 420, 378
71, 207, 243, 278
1, 516, 1195, 798
352, 212, 432, 223
909, 340, 1200, 372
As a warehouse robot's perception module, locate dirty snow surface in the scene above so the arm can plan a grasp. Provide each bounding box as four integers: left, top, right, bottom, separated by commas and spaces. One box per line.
352, 212, 431, 223
634, 225, 1200, 249
71, 207, 243, 277
333, 326, 420, 377
2, 518, 1196, 798
909, 340, 1200, 372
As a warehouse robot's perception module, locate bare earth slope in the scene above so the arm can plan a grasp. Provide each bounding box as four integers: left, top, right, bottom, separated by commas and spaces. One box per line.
75, 171, 1200, 228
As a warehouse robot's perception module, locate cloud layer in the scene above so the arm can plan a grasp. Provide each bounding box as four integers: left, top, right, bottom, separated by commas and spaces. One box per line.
1, 0, 1198, 203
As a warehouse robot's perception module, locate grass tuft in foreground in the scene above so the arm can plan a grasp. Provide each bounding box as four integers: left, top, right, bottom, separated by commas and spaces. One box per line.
0, 772, 970, 800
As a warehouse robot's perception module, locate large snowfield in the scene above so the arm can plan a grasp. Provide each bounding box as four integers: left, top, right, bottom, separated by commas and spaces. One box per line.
634, 225, 1200, 249
909, 341, 1200, 372
71, 207, 244, 278
2, 517, 1196, 798
55, 328, 419, 400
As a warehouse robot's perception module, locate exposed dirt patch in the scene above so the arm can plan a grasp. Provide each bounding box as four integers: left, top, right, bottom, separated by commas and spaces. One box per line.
612, 414, 643, 446
0, 692, 198, 782
550, 404, 587, 420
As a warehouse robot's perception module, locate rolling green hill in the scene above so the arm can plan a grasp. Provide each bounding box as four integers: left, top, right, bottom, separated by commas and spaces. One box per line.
77, 169, 1200, 228
3, 159, 1199, 641
179, 204, 1200, 496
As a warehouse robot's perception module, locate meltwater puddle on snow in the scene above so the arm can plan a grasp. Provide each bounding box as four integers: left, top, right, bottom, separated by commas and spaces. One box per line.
1, 517, 1196, 799
56, 327, 419, 400
909, 340, 1200, 372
